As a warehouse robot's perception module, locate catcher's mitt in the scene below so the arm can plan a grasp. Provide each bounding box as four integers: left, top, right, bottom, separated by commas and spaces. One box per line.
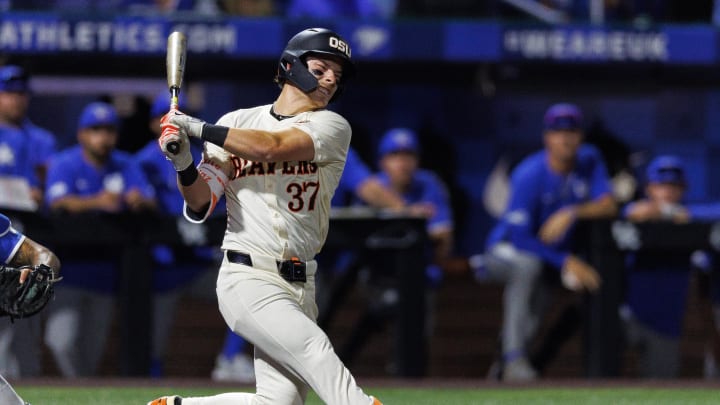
0, 264, 60, 320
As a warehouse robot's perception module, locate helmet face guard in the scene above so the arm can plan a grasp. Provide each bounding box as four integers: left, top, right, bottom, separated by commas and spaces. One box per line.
277, 28, 355, 102
280, 53, 318, 93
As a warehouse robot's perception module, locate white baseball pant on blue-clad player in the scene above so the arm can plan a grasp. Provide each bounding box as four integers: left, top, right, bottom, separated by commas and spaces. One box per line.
483, 242, 547, 357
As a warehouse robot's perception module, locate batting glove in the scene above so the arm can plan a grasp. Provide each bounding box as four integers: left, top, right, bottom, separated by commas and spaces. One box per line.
159, 121, 194, 171
163, 109, 206, 139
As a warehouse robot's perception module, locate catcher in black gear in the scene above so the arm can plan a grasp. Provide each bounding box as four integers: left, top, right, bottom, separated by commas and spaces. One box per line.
0, 212, 60, 405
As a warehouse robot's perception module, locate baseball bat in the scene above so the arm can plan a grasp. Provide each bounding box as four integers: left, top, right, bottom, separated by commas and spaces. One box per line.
165, 31, 187, 155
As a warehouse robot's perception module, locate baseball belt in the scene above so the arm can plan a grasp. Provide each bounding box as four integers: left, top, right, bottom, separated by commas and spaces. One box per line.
226, 250, 307, 283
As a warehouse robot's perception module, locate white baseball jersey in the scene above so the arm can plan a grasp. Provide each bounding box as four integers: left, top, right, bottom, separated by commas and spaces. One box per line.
186, 104, 350, 261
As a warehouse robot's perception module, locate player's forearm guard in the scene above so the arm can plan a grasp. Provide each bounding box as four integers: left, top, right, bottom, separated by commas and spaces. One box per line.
201, 124, 230, 148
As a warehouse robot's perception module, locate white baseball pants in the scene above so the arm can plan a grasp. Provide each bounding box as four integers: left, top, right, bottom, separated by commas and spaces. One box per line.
180, 252, 374, 405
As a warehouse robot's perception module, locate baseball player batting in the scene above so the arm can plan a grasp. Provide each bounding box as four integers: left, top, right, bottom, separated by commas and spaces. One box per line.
149, 28, 382, 405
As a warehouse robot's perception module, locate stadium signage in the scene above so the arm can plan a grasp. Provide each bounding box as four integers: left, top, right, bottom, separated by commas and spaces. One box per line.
0, 17, 237, 54
0, 13, 715, 65
503, 28, 668, 62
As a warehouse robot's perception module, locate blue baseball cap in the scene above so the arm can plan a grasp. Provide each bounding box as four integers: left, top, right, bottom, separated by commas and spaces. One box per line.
646, 155, 686, 185
378, 128, 419, 157
0, 65, 29, 93
151, 91, 188, 118
543, 103, 583, 131
78, 102, 119, 130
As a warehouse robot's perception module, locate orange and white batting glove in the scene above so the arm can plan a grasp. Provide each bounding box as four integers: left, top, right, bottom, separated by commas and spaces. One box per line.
164, 108, 206, 139
159, 113, 194, 171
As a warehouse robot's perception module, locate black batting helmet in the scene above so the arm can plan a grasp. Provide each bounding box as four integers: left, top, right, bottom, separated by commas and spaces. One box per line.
276, 28, 355, 100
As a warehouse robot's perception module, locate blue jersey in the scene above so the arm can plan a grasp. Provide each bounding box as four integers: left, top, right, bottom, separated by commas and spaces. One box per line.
0, 213, 24, 264
45, 145, 154, 206
44, 145, 155, 292
486, 145, 612, 270
332, 147, 372, 207
375, 169, 453, 234
0, 120, 56, 187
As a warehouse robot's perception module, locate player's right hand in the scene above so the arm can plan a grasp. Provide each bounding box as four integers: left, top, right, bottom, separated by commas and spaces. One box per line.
159, 117, 194, 171
561, 255, 601, 292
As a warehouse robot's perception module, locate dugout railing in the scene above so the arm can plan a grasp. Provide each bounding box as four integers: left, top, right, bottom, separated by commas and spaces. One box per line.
8, 209, 716, 378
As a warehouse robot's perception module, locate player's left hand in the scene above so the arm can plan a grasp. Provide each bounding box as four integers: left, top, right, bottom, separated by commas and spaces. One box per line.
658, 202, 690, 224
538, 206, 576, 244
163, 109, 206, 139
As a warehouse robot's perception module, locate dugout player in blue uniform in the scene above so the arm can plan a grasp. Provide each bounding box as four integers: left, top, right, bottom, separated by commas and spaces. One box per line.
0, 212, 60, 404
337, 127, 453, 367
43, 101, 155, 377
472, 103, 617, 381
373, 128, 453, 269
0, 65, 56, 210
620, 155, 692, 378
640, 162, 720, 378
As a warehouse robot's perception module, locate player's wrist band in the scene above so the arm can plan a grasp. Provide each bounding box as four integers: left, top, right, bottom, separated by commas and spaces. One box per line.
201, 124, 229, 147
178, 163, 199, 186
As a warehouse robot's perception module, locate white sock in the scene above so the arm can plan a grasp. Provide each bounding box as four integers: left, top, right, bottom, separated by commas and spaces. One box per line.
183, 393, 254, 405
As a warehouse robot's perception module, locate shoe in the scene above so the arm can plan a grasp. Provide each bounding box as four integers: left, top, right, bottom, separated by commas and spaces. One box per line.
502, 357, 537, 382
211, 353, 256, 383
147, 395, 182, 405
486, 360, 502, 381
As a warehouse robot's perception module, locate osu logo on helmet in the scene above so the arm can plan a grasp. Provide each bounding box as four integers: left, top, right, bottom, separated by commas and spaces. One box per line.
328, 37, 351, 58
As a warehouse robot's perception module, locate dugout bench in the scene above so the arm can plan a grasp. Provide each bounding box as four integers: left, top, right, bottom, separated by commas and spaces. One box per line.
6, 208, 429, 377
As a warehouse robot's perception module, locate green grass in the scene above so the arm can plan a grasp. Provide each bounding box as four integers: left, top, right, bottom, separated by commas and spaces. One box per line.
13, 386, 720, 405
